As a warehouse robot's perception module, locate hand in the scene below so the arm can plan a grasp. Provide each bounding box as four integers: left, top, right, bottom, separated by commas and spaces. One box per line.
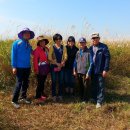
56, 63, 61, 68
102, 71, 107, 78
12, 68, 17, 75
85, 75, 90, 80
61, 61, 65, 67
73, 71, 77, 77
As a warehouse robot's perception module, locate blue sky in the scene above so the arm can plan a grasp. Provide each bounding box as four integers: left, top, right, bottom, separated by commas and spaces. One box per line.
0, 0, 130, 40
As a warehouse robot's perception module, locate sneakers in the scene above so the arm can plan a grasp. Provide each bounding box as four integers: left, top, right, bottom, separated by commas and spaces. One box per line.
19, 98, 31, 104
37, 97, 46, 102
12, 102, 20, 109
41, 96, 47, 101
81, 101, 86, 104
12, 98, 31, 108
96, 103, 101, 108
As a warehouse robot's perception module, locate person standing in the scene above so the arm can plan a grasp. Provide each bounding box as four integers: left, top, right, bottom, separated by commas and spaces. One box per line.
11, 28, 35, 108
73, 37, 91, 102
89, 33, 110, 108
48, 33, 67, 102
64, 36, 78, 96
33, 35, 50, 102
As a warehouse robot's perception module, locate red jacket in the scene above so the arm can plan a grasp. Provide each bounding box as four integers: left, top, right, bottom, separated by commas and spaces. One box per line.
33, 46, 49, 73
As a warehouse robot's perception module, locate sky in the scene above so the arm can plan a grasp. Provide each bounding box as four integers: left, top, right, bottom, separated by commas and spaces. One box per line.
0, 0, 130, 40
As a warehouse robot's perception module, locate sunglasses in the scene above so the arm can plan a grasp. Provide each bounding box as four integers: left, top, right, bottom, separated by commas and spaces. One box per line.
68, 40, 74, 42
79, 42, 86, 44
92, 37, 99, 39
56, 38, 62, 41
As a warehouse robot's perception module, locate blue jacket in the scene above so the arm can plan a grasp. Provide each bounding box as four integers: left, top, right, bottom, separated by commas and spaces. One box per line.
89, 42, 110, 75
11, 39, 32, 68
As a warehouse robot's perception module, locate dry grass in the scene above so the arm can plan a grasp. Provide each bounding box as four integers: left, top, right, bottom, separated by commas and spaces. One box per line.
0, 87, 130, 130
0, 39, 130, 130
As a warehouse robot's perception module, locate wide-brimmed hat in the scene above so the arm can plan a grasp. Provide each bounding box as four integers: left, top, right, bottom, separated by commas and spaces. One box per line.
91, 33, 100, 39
37, 35, 49, 45
18, 28, 35, 40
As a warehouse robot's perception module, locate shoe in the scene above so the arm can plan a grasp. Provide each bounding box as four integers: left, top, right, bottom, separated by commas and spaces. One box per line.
52, 96, 57, 102
37, 97, 45, 102
12, 102, 20, 109
96, 103, 101, 108
19, 98, 31, 104
81, 101, 86, 104
41, 96, 47, 101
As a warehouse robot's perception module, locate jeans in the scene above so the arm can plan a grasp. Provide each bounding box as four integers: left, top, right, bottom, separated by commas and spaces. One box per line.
12, 68, 31, 102
51, 70, 64, 97
64, 69, 75, 88
35, 74, 47, 98
91, 74, 105, 104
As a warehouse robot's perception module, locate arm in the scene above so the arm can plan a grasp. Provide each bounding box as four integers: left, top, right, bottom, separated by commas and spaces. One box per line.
11, 41, 17, 74
33, 49, 39, 74
61, 46, 68, 66
87, 51, 93, 77
104, 45, 110, 72
11, 41, 17, 68
48, 45, 57, 65
63, 46, 68, 62
73, 55, 77, 76
102, 45, 110, 78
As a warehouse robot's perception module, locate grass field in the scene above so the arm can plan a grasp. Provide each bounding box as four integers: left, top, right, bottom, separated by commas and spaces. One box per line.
0, 39, 130, 130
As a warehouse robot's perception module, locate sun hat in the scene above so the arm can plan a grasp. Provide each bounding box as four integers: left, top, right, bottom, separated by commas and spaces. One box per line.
37, 35, 49, 46
18, 28, 35, 40
91, 33, 100, 39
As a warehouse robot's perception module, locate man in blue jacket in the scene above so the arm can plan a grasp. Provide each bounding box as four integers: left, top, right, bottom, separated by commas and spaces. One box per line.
89, 33, 110, 108
11, 28, 35, 108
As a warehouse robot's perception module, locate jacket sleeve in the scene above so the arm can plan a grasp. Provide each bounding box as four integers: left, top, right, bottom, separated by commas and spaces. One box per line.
48, 45, 57, 64
73, 58, 77, 69
73, 52, 78, 72
11, 41, 17, 68
62, 46, 68, 62
104, 45, 110, 72
33, 49, 39, 73
87, 49, 93, 76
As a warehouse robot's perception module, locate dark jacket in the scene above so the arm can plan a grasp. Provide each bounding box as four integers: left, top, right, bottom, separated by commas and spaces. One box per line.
65, 45, 78, 69
89, 42, 110, 75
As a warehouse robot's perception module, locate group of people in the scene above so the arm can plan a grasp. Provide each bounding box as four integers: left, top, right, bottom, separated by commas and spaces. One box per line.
11, 28, 110, 109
